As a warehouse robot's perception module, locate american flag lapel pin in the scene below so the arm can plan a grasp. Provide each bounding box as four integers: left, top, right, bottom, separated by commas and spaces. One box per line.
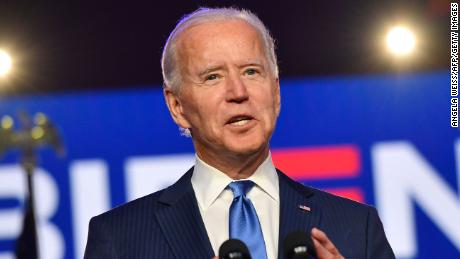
298, 204, 311, 212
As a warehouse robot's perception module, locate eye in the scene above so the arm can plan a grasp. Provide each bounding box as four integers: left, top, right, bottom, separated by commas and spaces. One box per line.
205, 74, 219, 81
245, 68, 259, 76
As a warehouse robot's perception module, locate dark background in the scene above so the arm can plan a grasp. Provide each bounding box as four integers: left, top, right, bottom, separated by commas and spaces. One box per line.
0, 0, 450, 96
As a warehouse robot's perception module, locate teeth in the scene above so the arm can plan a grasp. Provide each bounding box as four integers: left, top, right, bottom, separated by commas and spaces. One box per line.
230, 119, 250, 126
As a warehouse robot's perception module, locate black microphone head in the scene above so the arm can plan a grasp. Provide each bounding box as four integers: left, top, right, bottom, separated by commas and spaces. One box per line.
219, 239, 252, 259
284, 231, 315, 259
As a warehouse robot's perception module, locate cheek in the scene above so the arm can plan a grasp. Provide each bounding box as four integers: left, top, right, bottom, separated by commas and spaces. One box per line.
261, 91, 279, 116
187, 97, 221, 130
259, 93, 279, 132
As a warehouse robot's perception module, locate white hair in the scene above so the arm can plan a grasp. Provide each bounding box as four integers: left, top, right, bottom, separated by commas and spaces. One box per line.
161, 7, 279, 93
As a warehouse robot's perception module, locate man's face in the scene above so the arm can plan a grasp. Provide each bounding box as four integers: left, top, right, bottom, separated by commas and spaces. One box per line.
165, 20, 280, 161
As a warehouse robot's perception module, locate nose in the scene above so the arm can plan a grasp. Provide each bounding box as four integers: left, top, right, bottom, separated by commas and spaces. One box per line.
225, 73, 249, 103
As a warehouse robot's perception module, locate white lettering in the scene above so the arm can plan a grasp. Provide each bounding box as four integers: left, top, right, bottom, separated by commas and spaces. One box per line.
0, 166, 25, 238
0, 165, 64, 259
125, 154, 195, 201
372, 142, 460, 258
70, 160, 111, 259
34, 168, 64, 259
0, 253, 15, 259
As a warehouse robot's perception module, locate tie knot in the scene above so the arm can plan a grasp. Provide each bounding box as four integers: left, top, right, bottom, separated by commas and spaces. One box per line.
228, 180, 255, 198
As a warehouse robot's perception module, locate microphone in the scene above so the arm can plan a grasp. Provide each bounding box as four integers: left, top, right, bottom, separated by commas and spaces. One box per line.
284, 231, 316, 259
219, 239, 252, 259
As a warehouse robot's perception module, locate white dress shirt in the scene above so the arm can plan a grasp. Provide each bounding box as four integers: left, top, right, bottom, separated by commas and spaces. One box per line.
191, 153, 280, 259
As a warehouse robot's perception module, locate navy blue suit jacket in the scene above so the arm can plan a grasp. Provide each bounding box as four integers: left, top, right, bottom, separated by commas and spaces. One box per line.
84, 168, 395, 259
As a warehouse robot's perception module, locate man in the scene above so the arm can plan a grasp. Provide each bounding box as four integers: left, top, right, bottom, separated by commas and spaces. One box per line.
84, 7, 395, 259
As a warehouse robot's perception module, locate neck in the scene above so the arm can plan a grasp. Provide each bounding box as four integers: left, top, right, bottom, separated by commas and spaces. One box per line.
196, 146, 270, 180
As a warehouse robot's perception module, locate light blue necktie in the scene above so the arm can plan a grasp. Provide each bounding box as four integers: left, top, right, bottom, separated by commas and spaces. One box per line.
228, 180, 268, 259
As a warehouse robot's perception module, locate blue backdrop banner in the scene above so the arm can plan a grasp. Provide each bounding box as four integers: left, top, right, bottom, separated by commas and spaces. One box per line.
0, 71, 458, 259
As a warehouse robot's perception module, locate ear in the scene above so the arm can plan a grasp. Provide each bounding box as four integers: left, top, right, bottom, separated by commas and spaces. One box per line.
274, 78, 281, 117
164, 88, 192, 129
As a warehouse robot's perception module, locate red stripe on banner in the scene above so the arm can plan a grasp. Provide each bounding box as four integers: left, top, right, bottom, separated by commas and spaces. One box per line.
272, 145, 360, 179
325, 187, 364, 203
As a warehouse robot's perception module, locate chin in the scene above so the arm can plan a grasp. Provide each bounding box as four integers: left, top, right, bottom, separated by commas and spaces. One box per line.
225, 138, 267, 157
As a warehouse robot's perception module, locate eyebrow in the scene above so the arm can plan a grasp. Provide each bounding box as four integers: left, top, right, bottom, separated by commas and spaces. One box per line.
238, 60, 264, 69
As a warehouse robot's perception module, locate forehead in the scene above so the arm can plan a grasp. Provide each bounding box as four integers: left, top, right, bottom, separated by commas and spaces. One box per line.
176, 20, 266, 67
179, 19, 260, 42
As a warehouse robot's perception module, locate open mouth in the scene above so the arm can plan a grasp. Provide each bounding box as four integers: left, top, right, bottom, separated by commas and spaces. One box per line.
226, 115, 254, 126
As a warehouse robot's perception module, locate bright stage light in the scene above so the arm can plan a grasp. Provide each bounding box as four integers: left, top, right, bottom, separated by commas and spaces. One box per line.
386, 26, 416, 56
0, 50, 12, 77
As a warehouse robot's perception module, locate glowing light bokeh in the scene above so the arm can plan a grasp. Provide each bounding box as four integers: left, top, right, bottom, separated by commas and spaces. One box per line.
386, 26, 416, 56
0, 50, 12, 77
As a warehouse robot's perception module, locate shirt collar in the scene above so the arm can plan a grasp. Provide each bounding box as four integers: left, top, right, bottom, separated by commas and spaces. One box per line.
191, 152, 279, 211
247, 153, 279, 202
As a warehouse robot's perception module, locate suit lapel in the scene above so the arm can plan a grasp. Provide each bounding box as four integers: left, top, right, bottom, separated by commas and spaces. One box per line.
277, 170, 322, 259
154, 167, 321, 259
155, 167, 214, 259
